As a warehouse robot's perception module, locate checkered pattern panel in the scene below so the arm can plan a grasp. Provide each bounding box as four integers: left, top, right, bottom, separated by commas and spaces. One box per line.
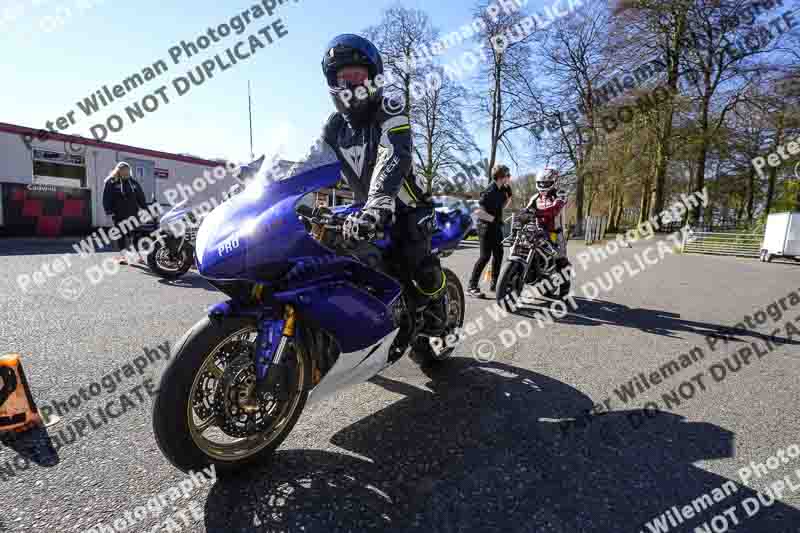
2, 183, 91, 237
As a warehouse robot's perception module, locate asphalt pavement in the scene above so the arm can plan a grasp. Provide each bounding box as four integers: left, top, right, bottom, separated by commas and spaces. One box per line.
1, 236, 799, 533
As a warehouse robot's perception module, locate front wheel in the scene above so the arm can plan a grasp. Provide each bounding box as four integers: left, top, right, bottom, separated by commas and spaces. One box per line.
543, 260, 572, 300
496, 261, 525, 310
152, 316, 310, 475
147, 240, 193, 279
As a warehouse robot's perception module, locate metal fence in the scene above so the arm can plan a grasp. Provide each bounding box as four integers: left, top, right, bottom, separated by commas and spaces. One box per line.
585, 215, 609, 244
681, 228, 763, 258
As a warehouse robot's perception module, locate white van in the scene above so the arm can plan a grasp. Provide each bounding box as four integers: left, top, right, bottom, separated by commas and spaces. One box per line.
760, 212, 800, 262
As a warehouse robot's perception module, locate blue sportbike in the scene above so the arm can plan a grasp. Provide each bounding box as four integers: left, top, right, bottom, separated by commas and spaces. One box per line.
152, 160, 466, 474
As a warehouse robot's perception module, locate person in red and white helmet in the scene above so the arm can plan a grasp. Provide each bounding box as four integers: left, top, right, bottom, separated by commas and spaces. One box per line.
526, 168, 568, 259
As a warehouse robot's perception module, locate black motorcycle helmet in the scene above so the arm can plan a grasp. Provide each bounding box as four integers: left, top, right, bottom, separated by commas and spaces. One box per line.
322, 34, 384, 124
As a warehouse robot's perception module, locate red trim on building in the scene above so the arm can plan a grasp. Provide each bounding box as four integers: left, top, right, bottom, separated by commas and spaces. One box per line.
0, 122, 222, 168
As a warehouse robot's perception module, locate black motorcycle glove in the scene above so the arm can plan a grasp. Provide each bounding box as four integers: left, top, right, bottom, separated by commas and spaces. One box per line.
343, 209, 391, 242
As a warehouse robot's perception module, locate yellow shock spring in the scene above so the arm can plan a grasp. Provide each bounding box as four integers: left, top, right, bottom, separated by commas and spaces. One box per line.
282, 305, 296, 337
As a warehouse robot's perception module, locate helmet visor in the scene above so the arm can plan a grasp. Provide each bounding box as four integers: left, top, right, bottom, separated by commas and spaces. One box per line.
337, 67, 369, 87
537, 180, 554, 190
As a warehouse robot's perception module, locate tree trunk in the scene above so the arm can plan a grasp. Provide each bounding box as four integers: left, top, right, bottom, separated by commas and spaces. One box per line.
575, 171, 586, 233
608, 181, 619, 229
650, 7, 687, 217
651, 105, 674, 217
746, 166, 755, 224
735, 197, 744, 224
614, 196, 625, 230
765, 125, 785, 216
487, 61, 502, 181
638, 177, 651, 225
765, 167, 777, 216
691, 96, 711, 224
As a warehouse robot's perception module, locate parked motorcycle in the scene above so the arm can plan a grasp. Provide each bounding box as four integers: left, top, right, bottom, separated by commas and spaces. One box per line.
146, 200, 198, 279
147, 157, 266, 279
152, 161, 465, 474
496, 208, 572, 309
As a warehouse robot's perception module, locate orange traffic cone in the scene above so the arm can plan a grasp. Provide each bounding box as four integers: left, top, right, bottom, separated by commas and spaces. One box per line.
0, 354, 42, 433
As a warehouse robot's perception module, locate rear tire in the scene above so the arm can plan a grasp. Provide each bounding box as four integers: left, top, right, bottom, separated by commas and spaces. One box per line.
152, 316, 310, 475
411, 268, 465, 365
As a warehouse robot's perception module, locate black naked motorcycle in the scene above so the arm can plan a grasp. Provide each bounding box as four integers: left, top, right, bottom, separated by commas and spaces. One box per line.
495, 208, 572, 310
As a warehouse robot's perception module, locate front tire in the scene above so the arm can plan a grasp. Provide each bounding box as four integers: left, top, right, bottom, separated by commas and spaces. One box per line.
152, 316, 310, 475
496, 261, 525, 310
543, 261, 572, 300
147, 241, 193, 279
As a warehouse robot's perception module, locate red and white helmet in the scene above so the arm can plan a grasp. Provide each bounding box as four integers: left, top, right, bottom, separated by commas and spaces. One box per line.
536, 168, 560, 193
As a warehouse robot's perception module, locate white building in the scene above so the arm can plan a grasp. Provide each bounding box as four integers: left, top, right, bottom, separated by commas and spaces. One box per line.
0, 122, 236, 237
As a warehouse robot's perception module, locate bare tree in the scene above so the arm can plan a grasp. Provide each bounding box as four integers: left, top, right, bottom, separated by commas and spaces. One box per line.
526, 0, 614, 233
412, 67, 479, 191
363, 7, 438, 116
612, 0, 694, 219
681, 0, 792, 222
471, 0, 538, 179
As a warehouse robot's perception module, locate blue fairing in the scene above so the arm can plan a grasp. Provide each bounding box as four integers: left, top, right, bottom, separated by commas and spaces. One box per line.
195, 162, 402, 354
432, 210, 470, 253
196, 163, 344, 280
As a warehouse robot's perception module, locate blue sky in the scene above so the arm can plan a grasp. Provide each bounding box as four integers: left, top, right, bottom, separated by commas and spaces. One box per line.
1, 0, 533, 166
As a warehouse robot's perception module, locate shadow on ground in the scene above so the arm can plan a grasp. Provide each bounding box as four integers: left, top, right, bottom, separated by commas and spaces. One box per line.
0, 425, 59, 475
0, 239, 95, 257
202, 358, 800, 532
125, 263, 218, 291
514, 296, 800, 344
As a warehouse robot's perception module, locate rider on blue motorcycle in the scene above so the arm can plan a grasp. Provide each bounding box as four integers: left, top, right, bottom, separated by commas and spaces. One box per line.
285, 34, 446, 361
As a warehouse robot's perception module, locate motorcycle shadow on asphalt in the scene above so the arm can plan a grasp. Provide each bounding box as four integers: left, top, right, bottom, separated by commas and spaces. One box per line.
515, 295, 800, 344
127, 262, 218, 292
202, 357, 800, 532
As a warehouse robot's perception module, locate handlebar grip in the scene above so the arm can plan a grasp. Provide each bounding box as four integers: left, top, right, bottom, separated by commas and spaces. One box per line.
297, 205, 314, 218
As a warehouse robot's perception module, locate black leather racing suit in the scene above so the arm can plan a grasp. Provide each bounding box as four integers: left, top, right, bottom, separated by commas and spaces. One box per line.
287, 96, 446, 345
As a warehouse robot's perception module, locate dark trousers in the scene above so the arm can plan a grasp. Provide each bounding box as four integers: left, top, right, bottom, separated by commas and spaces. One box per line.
111, 217, 133, 252
385, 206, 443, 352
469, 224, 503, 288
388, 207, 441, 310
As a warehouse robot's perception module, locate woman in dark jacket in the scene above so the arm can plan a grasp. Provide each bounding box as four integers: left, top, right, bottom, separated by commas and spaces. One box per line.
468, 165, 513, 297
102, 162, 148, 263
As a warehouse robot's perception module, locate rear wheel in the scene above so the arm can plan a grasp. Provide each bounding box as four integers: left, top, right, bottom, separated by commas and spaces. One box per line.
411, 268, 465, 365
152, 316, 310, 475
496, 261, 525, 310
